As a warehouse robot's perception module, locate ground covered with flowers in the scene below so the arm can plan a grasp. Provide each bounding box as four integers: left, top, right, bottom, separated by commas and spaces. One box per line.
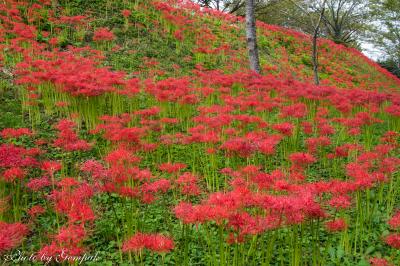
0, 0, 400, 265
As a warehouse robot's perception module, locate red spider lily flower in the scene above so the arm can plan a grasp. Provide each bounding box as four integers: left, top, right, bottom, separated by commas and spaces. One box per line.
122, 232, 174, 253
0, 144, 38, 168
227, 232, 246, 244
332, 143, 361, 158
49, 37, 59, 46
2, 167, 26, 182
55, 196, 95, 223
105, 147, 141, 166
280, 103, 307, 118
374, 144, 395, 157
16, 50, 126, 97
55, 101, 69, 107
122, 78, 140, 97
173, 29, 184, 40
380, 131, 398, 144
141, 142, 158, 152
57, 177, 80, 189
0, 128, 32, 139
239, 165, 261, 178
80, 160, 108, 180
180, 94, 200, 105
325, 218, 347, 232
388, 211, 400, 230
257, 135, 282, 155
134, 106, 161, 117
54, 119, 92, 151
28, 205, 46, 218
289, 152, 316, 168
55, 224, 86, 247
345, 163, 370, 180
158, 162, 187, 174
176, 172, 201, 196
55, 197, 95, 223
0, 221, 29, 253
38, 225, 86, 258
25, 147, 43, 157
35, 139, 48, 145
301, 121, 313, 135
141, 193, 155, 204
328, 194, 352, 210
289, 171, 305, 182
305, 136, 331, 153
220, 137, 255, 158
173, 202, 197, 224
317, 121, 335, 136
369, 258, 392, 266
385, 104, 400, 117
58, 15, 87, 25
174, 201, 231, 225
142, 179, 171, 194
118, 186, 139, 198
145, 77, 193, 103
379, 157, 400, 175
272, 122, 294, 136
26, 176, 51, 191
41, 161, 62, 176
37, 242, 64, 258
93, 27, 115, 42
384, 233, 400, 249
121, 9, 131, 18
206, 147, 216, 154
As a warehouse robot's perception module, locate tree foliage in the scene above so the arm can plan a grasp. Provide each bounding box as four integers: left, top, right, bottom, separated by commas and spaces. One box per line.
321, 0, 370, 46
369, 0, 400, 76
193, 0, 370, 48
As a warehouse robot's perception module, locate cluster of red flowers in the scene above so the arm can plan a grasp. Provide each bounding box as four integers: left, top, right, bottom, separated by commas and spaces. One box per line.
15, 49, 128, 97
93, 27, 115, 42
385, 211, 400, 249
54, 119, 92, 151
0, 222, 29, 253
0, 0, 399, 264
0, 128, 32, 139
122, 232, 174, 253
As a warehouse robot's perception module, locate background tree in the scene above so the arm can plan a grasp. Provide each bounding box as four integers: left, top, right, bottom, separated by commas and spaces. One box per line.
218, 0, 370, 49
369, 0, 400, 77
321, 0, 370, 46
193, 0, 244, 13
193, 0, 278, 15
288, 0, 327, 85
246, 0, 261, 73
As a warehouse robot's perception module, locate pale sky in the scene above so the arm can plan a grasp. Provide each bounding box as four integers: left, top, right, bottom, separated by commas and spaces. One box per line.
361, 42, 381, 61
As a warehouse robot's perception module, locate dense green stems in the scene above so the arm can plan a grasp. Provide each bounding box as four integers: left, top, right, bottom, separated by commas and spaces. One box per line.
246, 235, 258, 264
107, 192, 123, 263
291, 224, 301, 266
12, 180, 21, 222
181, 223, 189, 266
203, 223, 216, 265
218, 225, 226, 265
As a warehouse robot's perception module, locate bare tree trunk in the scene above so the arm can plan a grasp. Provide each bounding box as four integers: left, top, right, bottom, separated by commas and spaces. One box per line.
312, 3, 326, 86
246, 0, 261, 74
312, 30, 320, 85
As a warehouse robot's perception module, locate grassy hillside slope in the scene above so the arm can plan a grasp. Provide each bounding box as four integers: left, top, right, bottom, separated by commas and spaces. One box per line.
0, 0, 400, 265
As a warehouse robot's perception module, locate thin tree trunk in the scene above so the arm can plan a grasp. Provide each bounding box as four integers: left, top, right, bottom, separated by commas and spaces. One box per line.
312, 30, 320, 85
312, 3, 326, 86
246, 0, 261, 74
